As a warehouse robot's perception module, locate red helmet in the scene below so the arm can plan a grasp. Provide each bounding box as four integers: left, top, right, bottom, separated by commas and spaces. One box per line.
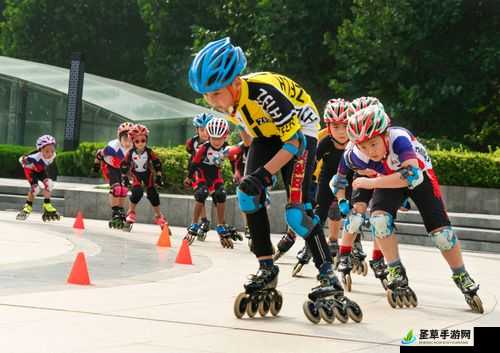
324, 98, 350, 124
346, 105, 391, 144
129, 124, 150, 141
117, 122, 135, 138
348, 96, 384, 118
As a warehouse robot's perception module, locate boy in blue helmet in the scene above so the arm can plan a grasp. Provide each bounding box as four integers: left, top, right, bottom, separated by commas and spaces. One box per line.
189, 37, 363, 324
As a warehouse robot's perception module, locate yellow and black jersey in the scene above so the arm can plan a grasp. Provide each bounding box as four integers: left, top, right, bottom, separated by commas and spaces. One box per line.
229, 72, 320, 142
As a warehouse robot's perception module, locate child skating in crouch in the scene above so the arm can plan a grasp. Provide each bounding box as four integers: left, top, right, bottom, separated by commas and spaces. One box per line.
332, 104, 483, 313
17, 135, 60, 222
120, 124, 169, 232
330, 97, 389, 292
102, 122, 134, 229
189, 37, 362, 324
184, 113, 214, 242
185, 117, 242, 248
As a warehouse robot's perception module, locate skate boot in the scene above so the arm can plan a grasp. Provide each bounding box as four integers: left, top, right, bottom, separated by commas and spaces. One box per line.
328, 240, 339, 267
123, 210, 136, 232
197, 218, 210, 241
452, 271, 484, 314
42, 202, 60, 222
337, 253, 354, 292
234, 265, 283, 318
352, 234, 368, 276
109, 207, 126, 229
369, 257, 389, 290
292, 245, 312, 277
273, 230, 296, 262
303, 270, 363, 324
16, 203, 32, 221
184, 223, 199, 245
216, 224, 235, 249
386, 264, 418, 309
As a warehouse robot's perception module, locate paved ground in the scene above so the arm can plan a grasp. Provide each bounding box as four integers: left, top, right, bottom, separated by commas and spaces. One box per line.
0, 210, 498, 353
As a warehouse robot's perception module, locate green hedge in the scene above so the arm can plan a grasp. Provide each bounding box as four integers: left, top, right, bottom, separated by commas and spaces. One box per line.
1, 143, 499, 190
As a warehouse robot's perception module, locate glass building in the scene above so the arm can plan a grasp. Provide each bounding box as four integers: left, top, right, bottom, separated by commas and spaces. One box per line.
0, 56, 218, 147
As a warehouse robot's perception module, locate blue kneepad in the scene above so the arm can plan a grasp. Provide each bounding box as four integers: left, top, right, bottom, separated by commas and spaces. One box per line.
285, 203, 319, 239
237, 189, 263, 214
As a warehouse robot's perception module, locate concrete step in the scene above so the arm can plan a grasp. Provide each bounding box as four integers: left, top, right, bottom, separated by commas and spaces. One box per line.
397, 210, 500, 230
0, 184, 65, 198
0, 193, 65, 212
395, 222, 500, 243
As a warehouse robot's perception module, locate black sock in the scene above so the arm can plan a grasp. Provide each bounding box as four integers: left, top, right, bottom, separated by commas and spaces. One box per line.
44, 198, 50, 204
26, 200, 33, 206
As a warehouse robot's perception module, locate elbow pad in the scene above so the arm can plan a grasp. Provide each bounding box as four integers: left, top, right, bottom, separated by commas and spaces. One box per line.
398, 165, 424, 189
329, 174, 348, 195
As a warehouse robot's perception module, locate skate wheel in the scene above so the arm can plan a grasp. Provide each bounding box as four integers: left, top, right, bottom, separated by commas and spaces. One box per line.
396, 294, 404, 308
246, 298, 258, 318
407, 288, 418, 307
347, 303, 363, 323
333, 306, 349, 323
402, 293, 411, 308
292, 263, 303, 277
273, 251, 283, 262
386, 289, 398, 309
381, 279, 389, 290
270, 291, 283, 316
361, 262, 368, 276
468, 295, 484, 314
122, 223, 133, 232
319, 306, 335, 324
342, 274, 352, 292
234, 293, 249, 319
258, 296, 271, 317
303, 301, 320, 324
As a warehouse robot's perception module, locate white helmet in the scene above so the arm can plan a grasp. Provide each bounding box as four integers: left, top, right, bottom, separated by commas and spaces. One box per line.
36, 135, 56, 150
206, 117, 230, 138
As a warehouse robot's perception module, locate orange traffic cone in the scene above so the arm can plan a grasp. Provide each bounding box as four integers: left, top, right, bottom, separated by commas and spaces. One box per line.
175, 239, 193, 265
73, 211, 85, 230
157, 224, 171, 248
67, 252, 91, 285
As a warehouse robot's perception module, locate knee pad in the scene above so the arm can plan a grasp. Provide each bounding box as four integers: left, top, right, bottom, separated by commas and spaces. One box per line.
119, 185, 128, 197
430, 226, 458, 251
237, 175, 265, 214
112, 184, 122, 197
194, 186, 209, 203
42, 178, 54, 192
343, 211, 364, 234
328, 201, 341, 221
130, 187, 143, 204
212, 186, 226, 204
146, 187, 160, 207
285, 203, 320, 239
370, 213, 395, 239
30, 183, 41, 195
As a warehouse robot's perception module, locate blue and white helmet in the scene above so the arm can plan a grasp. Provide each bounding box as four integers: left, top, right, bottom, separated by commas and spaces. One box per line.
36, 134, 56, 150
193, 112, 215, 128
189, 37, 247, 94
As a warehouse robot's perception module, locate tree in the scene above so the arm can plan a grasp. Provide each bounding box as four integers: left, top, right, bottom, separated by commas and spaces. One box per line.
330, 0, 500, 146
0, 0, 148, 85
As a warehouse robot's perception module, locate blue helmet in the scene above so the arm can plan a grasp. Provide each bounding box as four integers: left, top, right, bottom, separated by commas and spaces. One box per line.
193, 112, 215, 128
189, 37, 247, 94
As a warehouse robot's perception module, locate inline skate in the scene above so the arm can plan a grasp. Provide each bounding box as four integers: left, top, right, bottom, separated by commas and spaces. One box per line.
234, 265, 283, 318
42, 202, 60, 222
273, 230, 296, 262
337, 253, 353, 292
16, 203, 32, 221
452, 271, 484, 314
328, 240, 339, 267
351, 234, 368, 276
123, 210, 136, 232
386, 264, 418, 309
109, 207, 126, 229
369, 257, 389, 290
184, 223, 200, 245
303, 270, 363, 324
292, 245, 312, 277
197, 218, 210, 241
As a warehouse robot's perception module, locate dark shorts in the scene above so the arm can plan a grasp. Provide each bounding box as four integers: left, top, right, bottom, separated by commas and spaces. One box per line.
370, 170, 450, 233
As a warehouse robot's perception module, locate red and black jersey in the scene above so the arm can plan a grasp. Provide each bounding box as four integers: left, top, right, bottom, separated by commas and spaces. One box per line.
121, 147, 162, 175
